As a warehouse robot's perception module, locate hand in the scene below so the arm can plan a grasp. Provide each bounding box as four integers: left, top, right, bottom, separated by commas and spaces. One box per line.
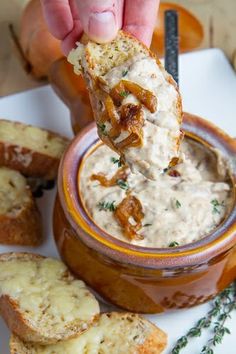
41, 0, 159, 55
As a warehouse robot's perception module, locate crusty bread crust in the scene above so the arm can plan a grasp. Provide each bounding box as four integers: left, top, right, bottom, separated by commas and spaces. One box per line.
0, 251, 43, 262
9, 311, 167, 354
0, 168, 42, 246
10, 335, 30, 354
0, 253, 99, 345
0, 120, 69, 180
0, 254, 47, 344
1, 295, 92, 345
0, 144, 60, 180
0, 196, 42, 246
138, 320, 167, 354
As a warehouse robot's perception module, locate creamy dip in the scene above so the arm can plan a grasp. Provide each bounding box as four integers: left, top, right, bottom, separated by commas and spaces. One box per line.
80, 140, 232, 248
101, 54, 181, 179
69, 44, 182, 180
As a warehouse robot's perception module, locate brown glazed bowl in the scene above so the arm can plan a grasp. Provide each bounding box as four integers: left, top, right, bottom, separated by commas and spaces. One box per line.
53, 113, 236, 314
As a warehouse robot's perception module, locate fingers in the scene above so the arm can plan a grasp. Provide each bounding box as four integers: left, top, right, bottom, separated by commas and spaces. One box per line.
40, 0, 73, 39
76, 0, 124, 43
41, 0, 83, 55
61, 19, 83, 55
123, 0, 160, 47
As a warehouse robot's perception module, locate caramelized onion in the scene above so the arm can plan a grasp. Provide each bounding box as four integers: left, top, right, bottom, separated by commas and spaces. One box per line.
116, 132, 142, 150
169, 157, 180, 168
116, 104, 144, 149
168, 169, 181, 177
114, 195, 144, 240
90, 166, 129, 187
103, 95, 120, 138
97, 79, 156, 152
110, 80, 157, 113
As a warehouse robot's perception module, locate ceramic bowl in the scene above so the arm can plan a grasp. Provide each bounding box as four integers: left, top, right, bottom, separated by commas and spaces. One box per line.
53, 113, 236, 313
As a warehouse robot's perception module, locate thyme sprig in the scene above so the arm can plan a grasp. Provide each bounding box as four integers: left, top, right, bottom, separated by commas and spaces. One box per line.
111, 157, 123, 167
119, 90, 129, 98
168, 241, 179, 247
143, 223, 152, 227
98, 123, 107, 136
98, 200, 116, 212
116, 179, 129, 190
175, 200, 181, 209
211, 199, 224, 214
171, 282, 236, 354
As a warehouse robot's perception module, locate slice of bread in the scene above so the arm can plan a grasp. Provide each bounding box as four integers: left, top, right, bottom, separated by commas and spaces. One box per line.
0, 253, 100, 344
0, 119, 69, 180
0, 167, 42, 246
68, 30, 182, 179
10, 312, 167, 353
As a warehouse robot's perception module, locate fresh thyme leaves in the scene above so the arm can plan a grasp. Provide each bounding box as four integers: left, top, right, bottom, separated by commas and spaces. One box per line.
211, 199, 224, 214
119, 90, 129, 98
171, 282, 236, 354
111, 157, 123, 167
168, 241, 179, 247
122, 69, 128, 77
172, 336, 188, 354
143, 223, 152, 227
176, 200, 181, 208
98, 200, 116, 212
201, 346, 214, 354
116, 179, 129, 190
97, 123, 107, 136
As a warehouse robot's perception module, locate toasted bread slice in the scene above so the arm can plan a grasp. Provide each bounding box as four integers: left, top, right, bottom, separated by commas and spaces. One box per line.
68, 30, 182, 179
0, 167, 42, 246
0, 119, 69, 180
10, 312, 167, 353
0, 253, 99, 344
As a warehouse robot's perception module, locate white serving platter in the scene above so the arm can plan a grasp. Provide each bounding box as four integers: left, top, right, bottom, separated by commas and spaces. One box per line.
0, 48, 235, 354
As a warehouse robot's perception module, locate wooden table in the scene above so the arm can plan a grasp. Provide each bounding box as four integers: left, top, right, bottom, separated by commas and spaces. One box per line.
0, 0, 235, 97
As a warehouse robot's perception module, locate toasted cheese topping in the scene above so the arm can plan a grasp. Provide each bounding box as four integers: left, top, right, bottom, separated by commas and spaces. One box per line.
11, 313, 160, 354
0, 120, 68, 157
80, 139, 232, 248
0, 167, 30, 215
0, 257, 99, 334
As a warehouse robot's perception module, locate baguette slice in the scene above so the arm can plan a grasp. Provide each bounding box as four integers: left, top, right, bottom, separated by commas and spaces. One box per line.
68, 30, 182, 179
0, 119, 69, 180
10, 312, 167, 354
0, 167, 42, 246
0, 253, 99, 344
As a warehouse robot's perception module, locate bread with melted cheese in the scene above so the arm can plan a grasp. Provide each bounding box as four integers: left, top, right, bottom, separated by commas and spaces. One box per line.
0, 167, 42, 245
68, 30, 182, 179
10, 312, 167, 353
0, 253, 100, 344
0, 119, 69, 180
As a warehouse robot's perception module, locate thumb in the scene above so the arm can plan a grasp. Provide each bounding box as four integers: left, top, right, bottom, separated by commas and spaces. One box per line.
76, 0, 124, 43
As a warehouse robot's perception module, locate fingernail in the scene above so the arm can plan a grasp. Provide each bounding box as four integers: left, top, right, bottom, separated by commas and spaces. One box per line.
88, 11, 118, 43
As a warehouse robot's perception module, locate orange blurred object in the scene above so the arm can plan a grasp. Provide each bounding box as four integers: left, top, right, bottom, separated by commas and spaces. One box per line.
49, 58, 93, 134
151, 2, 204, 57
19, 0, 63, 79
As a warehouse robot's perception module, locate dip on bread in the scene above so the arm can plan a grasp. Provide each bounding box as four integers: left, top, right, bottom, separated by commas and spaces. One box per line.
68, 31, 182, 180
80, 139, 232, 248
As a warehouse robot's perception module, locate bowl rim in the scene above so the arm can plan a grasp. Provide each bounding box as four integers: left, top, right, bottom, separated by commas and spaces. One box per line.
57, 112, 236, 268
